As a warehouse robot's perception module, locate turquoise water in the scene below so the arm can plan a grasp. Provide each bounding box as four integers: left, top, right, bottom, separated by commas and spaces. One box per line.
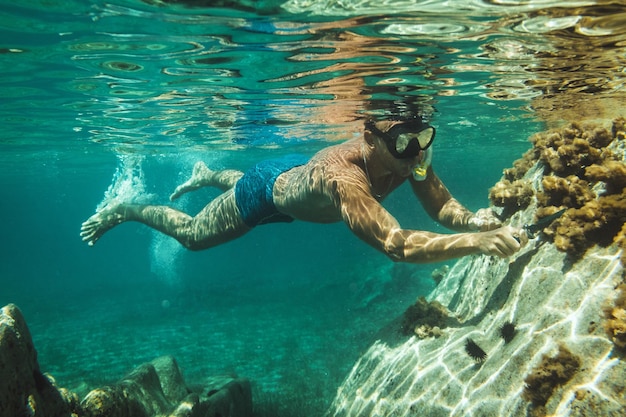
1, 0, 624, 414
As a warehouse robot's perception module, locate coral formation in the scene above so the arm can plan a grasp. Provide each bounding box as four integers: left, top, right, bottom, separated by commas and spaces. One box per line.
531, 122, 609, 177
603, 283, 626, 353
414, 324, 443, 339
503, 151, 536, 181
522, 345, 581, 416
401, 296, 456, 338
585, 160, 626, 195
490, 117, 626, 262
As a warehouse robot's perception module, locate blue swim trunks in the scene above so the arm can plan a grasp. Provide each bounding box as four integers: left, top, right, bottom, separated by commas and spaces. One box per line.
235, 154, 309, 227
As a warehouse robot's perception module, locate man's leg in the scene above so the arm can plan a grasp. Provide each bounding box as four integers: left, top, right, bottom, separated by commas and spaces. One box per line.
81, 188, 250, 250
170, 161, 243, 201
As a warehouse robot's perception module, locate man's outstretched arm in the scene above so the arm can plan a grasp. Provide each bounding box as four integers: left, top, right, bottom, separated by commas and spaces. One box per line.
336, 181, 523, 264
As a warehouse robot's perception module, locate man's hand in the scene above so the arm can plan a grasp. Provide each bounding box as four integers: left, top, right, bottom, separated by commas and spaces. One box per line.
474, 225, 527, 258
468, 208, 502, 232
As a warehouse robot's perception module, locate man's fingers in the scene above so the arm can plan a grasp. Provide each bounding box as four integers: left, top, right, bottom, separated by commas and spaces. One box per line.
487, 226, 525, 257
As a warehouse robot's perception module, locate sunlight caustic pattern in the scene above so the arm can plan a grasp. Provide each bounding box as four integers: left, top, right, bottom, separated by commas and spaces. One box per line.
331, 242, 624, 416
329, 162, 626, 417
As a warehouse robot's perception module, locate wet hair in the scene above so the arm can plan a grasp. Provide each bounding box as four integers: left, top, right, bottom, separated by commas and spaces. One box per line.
364, 96, 433, 124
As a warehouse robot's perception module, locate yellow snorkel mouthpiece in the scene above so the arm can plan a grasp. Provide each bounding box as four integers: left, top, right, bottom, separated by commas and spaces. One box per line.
413, 165, 428, 178
412, 147, 433, 181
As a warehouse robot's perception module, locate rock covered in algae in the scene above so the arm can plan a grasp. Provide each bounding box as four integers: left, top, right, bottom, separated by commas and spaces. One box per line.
603, 283, 626, 353
326, 120, 626, 417
400, 296, 458, 339
490, 118, 626, 261
0, 303, 80, 417
81, 356, 252, 417
0, 302, 252, 417
488, 179, 534, 217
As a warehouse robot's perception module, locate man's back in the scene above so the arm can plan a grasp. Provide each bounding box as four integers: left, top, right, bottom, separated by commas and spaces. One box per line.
272, 139, 397, 223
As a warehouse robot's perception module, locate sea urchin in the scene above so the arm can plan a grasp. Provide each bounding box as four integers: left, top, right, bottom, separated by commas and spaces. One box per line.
499, 321, 517, 344
465, 338, 487, 362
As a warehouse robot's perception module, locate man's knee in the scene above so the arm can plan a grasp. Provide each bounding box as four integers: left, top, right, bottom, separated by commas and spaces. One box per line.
179, 237, 207, 251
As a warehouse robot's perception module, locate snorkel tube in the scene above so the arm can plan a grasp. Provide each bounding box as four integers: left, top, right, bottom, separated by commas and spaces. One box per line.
412, 147, 432, 181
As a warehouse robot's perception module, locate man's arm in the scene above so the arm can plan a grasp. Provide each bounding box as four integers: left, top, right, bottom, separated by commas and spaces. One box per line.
335, 178, 522, 264
410, 167, 500, 232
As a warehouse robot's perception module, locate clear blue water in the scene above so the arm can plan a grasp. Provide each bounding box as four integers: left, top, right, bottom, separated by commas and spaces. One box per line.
1, 0, 624, 414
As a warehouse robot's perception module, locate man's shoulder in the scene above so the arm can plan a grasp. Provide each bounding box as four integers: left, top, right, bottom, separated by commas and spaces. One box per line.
313, 140, 362, 169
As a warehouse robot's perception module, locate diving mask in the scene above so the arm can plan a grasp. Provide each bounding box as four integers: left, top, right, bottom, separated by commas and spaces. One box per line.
366, 117, 436, 159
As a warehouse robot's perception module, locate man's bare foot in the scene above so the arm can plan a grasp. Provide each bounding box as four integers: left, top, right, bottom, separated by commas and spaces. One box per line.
170, 161, 214, 201
80, 204, 125, 246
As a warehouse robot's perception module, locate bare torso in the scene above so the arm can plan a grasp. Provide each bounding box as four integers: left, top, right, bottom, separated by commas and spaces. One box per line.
272, 138, 405, 223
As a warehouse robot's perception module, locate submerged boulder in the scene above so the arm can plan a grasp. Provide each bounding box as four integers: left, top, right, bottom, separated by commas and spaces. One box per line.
81, 356, 252, 417
0, 303, 79, 417
0, 303, 251, 417
327, 120, 626, 417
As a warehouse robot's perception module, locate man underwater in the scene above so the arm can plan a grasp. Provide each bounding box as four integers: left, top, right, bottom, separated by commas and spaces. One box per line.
81, 116, 526, 263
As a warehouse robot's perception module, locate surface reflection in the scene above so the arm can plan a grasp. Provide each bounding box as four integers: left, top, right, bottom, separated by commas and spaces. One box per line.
0, 0, 624, 149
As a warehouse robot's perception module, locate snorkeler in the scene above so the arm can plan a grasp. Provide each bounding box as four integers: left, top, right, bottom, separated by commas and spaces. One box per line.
80, 117, 527, 263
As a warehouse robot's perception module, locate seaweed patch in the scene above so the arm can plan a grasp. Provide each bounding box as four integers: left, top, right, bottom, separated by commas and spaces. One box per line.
489, 117, 626, 264
488, 179, 534, 218
401, 296, 457, 338
523, 344, 581, 416
603, 283, 626, 353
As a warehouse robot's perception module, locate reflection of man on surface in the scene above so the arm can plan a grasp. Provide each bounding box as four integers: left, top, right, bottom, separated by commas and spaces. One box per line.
81, 116, 526, 263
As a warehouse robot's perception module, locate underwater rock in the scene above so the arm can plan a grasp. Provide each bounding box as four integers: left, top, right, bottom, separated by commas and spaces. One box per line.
0, 303, 251, 417
326, 119, 626, 417
431, 264, 449, 285
0, 304, 79, 417
81, 356, 252, 417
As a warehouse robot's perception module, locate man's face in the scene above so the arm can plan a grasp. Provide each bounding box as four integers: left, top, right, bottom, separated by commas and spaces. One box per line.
369, 118, 435, 158
370, 121, 427, 177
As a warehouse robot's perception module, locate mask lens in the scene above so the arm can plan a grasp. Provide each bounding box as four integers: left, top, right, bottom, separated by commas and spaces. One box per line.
417, 127, 435, 149
395, 133, 414, 154
394, 127, 435, 156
